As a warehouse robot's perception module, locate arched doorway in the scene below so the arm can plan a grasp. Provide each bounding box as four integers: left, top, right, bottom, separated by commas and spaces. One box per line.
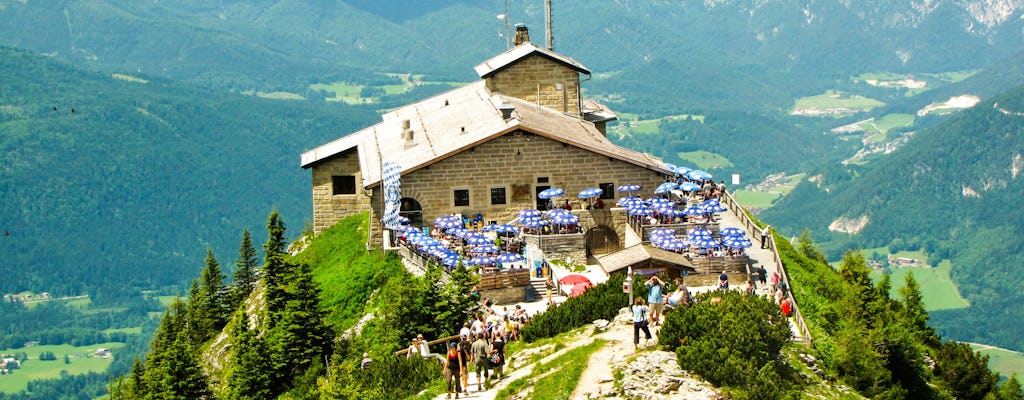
586, 225, 621, 258
399, 197, 423, 227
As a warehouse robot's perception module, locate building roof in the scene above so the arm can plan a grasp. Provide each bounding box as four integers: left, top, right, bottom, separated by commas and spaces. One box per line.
474, 42, 590, 78
300, 81, 672, 187
596, 244, 695, 274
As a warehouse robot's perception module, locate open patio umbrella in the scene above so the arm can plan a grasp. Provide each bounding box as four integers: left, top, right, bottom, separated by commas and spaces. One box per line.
627, 206, 655, 217
550, 213, 579, 226
518, 217, 549, 228
693, 237, 721, 249
654, 182, 679, 194
616, 183, 641, 194
719, 227, 746, 238
578, 187, 603, 199
681, 205, 704, 216
616, 196, 642, 207
569, 282, 592, 297
538, 187, 565, 199
687, 227, 713, 241
687, 170, 713, 181
678, 182, 702, 192
517, 209, 542, 219
493, 224, 520, 235
673, 166, 692, 175
649, 227, 677, 239
546, 208, 570, 217
497, 252, 524, 263
466, 235, 492, 246
434, 215, 463, 229
723, 237, 753, 249
559, 274, 592, 285
469, 244, 500, 254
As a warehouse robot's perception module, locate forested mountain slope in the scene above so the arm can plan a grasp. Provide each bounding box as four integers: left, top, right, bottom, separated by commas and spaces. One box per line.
0, 47, 376, 298
1, 0, 1021, 110
761, 84, 1024, 351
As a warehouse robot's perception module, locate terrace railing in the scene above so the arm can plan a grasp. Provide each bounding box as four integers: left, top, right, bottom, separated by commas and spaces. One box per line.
720, 189, 813, 345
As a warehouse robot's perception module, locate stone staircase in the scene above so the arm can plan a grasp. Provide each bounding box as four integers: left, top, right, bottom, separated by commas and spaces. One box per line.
526, 279, 548, 302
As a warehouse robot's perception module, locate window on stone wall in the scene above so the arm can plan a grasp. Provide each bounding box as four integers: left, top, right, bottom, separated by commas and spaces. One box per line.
599, 182, 615, 199
490, 187, 507, 205
537, 176, 549, 184
453, 189, 470, 207
332, 175, 356, 195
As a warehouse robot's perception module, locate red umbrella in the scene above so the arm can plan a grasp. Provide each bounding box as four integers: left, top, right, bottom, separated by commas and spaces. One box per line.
570, 282, 592, 297
559, 274, 591, 285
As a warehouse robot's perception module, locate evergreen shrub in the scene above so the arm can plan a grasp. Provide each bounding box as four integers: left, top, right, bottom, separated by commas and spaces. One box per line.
519, 274, 627, 342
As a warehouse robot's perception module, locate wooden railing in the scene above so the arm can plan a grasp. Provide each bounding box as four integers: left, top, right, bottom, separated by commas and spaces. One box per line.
720, 189, 813, 345
476, 269, 532, 291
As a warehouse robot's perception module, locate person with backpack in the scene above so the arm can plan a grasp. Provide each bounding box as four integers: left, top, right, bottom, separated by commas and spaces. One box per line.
443, 342, 463, 399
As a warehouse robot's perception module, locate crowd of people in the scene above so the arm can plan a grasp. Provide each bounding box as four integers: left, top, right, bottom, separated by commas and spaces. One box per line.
404, 303, 534, 399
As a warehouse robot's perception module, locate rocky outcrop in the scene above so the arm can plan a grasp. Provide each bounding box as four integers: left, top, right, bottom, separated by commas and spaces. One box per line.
618, 351, 722, 400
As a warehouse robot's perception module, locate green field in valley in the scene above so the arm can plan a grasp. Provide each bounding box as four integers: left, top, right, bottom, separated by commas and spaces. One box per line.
309, 73, 462, 105
0, 342, 125, 393
867, 256, 970, 312
794, 90, 886, 111
608, 113, 706, 138
970, 343, 1024, 380
677, 150, 733, 171
860, 113, 914, 135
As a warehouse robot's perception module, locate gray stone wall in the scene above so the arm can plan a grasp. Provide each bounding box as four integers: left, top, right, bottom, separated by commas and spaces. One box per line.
310, 148, 372, 235
363, 131, 666, 247
485, 55, 582, 116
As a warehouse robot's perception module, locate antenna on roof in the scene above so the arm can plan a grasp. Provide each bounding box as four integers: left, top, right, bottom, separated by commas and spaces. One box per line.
497, 0, 511, 50
545, 0, 553, 51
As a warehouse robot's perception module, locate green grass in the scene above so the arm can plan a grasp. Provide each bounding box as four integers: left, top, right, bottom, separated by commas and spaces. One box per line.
732, 190, 781, 210
868, 258, 969, 311
496, 338, 606, 399
794, 90, 885, 110
608, 113, 706, 138
0, 342, 125, 393
103, 326, 142, 335
859, 113, 914, 135
677, 150, 733, 170
969, 344, 1024, 379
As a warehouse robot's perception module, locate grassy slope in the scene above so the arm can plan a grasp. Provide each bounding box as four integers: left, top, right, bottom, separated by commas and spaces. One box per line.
289, 213, 405, 332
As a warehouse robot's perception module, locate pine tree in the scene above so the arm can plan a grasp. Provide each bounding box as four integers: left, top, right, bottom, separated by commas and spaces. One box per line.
998, 374, 1024, 400
233, 228, 259, 308
197, 247, 230, 341
142, 298, 190, 398
151, 330, 213, 399
263, 210, 290, 320
224, 313, 273, 400
267, 261, 333, 390
935, 340, 998, 400
898, 272, 937, 345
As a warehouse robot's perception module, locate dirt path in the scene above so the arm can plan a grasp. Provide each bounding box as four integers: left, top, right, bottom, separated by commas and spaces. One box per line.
570, 315, 650, 399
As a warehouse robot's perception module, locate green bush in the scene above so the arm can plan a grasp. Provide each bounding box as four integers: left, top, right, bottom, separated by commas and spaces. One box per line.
319, 354, 441, 399
519, 274, 628, 342
658, 290, 792, 393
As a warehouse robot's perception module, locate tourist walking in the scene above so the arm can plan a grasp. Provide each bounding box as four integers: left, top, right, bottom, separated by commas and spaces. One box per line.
632, 298, 653, 351
444, 342, 463, 399
489, 332, 506, 380
458, 334, 472, 394
472, 334, 490, 391
761, 225, 771, 248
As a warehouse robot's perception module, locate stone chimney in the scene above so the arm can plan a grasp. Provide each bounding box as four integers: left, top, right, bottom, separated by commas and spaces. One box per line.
513, 24, 530, 46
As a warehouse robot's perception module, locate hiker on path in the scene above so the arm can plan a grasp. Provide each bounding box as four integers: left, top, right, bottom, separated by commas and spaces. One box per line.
645, 276, 665, 325
472, 334, 490, 391
490, 332, 506, 380
632, 298, 653, 351
444, 342, 463, 399
458, 334, 472, 395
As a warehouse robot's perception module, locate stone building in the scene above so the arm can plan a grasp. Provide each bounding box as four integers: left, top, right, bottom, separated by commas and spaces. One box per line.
301, 26, 672, 250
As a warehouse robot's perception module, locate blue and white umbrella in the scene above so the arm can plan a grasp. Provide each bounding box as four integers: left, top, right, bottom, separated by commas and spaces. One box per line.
519, 217, 549, 228
493, 224, 520, 234
628, 206, 655, 216
546, 207, 571, 217
702, 203, 728, 214
434, 215, 463, 229
681, 205, 705, 216
687, 227, 713, 240
497, 252, 524, 263
649, 227, 677, 239
538, 187, 565, 199
578, 187, 604, 199
687, 170, 713, 181
673, 166, 692, 175
723, 237, 753, 249
719, 227, 746, 238
693, 237, 721, 249
442, 255, 462, 267
517, 209, 542, 219
657, 237, 689, 251
466, 235, 493, 246
654, 182, 679, 194
678, 182, 702, 192
617, 196, 643, 207
551, 213, 579, 226
616, 183, 641, 193
470, 244, 500, 254
664, 163, 678, 171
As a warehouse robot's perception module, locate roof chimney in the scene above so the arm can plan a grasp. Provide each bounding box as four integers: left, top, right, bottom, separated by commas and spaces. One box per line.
513, 24, 530, 46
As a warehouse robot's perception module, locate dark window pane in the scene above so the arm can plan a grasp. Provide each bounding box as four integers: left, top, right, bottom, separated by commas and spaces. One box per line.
454, 189, 470, 207
537, 177, 549, 184
490, 188, 507, 205
599, 182, 615, 199
332, 176, 356, 195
